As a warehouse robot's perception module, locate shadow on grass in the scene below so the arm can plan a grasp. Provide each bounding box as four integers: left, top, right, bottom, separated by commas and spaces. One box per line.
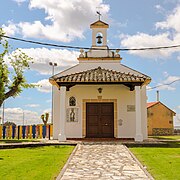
149, 136, 180, 140
126, 141, 180, 148
0, 139, 40, 144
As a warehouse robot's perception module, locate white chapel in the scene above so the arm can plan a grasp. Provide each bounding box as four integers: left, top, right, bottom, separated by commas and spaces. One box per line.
49, 18, 151, 142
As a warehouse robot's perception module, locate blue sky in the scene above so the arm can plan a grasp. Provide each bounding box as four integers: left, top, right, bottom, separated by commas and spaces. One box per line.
0, 0, 180, 126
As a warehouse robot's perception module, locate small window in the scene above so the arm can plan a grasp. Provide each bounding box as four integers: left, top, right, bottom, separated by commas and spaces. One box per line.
69, 96, 76, 106
169, 120, 173, 124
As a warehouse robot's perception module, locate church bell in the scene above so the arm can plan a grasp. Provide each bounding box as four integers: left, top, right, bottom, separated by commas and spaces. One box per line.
96, 34, 103, 44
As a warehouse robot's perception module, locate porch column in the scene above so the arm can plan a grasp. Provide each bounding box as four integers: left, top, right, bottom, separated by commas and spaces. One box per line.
58, 86, 66, 141
135, 86, 143, 142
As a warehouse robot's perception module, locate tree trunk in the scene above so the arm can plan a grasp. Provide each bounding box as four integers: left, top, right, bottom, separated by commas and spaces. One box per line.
0, 100, 4, 109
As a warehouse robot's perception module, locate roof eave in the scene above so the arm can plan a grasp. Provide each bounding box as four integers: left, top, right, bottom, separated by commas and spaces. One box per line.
49, 78, 59, 88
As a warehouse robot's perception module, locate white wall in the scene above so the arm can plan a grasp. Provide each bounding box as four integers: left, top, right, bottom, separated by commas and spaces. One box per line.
141, 85, 148, 139
92, 28, 107, 47
52, 84, 147, 139
53, 86, 61, 139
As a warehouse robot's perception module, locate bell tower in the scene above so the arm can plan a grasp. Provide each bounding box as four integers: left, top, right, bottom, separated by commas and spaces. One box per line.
77, 15, 122, 61
90, 19, 109, 48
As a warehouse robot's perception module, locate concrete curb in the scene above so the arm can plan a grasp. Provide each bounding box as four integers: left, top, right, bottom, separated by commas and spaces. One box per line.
56, 144, 80, 180
124, 145, 154, 180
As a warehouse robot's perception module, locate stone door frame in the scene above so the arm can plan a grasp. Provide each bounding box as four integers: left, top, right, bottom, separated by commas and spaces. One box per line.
82, 96, 117, 138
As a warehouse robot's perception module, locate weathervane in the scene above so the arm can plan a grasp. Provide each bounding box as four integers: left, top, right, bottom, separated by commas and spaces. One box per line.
96, 11, 102, 20
96, 6, 102, 20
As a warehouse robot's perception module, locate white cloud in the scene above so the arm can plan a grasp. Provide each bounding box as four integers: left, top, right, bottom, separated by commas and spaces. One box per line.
156, 84, 176, 91
120, 32, 178, 58
174, 113, 180, 126
20, 48, 79, 75
156, 75, 180, 91
5, 0, 109, 42
46, 99, 51, 103
2, 21, 19, 36
120, 6, 180, 59
25, 104, 40, 108
5, 48, 79, 75
0, 107, 41, 125
155, 4, 166, 14
156, 5, 180, 32
155, 4, 162, 10
163, 71, 169, 77
162, 75, 180, 84
13, 0, 27, 6
42, 108, 51, 114
146, 85, 152, 91
178, 56, 180, 61
35, 79, 51, 93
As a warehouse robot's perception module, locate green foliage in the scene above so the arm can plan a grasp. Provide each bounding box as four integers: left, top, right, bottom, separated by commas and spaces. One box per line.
0, 28, 35, 107
0, 145, 74, 180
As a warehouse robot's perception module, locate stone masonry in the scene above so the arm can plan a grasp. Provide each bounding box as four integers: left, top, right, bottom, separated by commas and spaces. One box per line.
58, 142, 153, 180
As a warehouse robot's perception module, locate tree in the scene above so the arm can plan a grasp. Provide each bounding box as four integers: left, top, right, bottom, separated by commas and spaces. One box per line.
0, 28, 35, 108
41, 113, 49, 125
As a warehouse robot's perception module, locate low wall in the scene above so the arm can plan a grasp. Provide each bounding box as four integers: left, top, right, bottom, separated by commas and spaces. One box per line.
152, 128, 173, 135
0, 124, 53, 139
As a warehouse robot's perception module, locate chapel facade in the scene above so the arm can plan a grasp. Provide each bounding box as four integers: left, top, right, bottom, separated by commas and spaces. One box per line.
49, 19, 151, 142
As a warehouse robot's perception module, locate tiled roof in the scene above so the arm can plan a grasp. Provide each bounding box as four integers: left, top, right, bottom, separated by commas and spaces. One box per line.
55, 66, 151, 83
147, 101, 176, 115
147, 102, 159, 108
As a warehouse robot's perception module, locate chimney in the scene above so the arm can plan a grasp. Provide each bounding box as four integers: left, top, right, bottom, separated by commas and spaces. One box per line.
156, 90, 159, 102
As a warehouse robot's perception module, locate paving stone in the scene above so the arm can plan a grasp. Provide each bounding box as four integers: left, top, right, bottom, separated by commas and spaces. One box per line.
59, 143, 152, 180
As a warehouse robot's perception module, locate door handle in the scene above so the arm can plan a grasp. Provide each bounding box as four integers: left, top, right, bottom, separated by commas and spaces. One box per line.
104, 123, 108, 126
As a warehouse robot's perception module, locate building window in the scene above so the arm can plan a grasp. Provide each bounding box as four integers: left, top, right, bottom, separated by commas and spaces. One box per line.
169, 120, 173, 124
147, 112, 153, 117
69, 96, 76, 106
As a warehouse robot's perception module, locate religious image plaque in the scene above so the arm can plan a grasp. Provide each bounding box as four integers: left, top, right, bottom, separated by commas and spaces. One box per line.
66, 108, 79, 122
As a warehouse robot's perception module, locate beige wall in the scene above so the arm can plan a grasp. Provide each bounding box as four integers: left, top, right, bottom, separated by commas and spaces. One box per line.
53, 84, 148, 139
147, 103, 174, 135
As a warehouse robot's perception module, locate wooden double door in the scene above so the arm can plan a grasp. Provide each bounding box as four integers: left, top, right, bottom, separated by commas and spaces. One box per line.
86, 103, 114, 138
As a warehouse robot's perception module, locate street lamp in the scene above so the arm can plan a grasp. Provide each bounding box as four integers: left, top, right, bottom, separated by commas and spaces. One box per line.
49, 62, 57, 124
2, 102, 5, 125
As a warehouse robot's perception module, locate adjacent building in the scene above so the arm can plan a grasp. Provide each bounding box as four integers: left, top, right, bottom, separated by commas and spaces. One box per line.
147, 101, 176, 135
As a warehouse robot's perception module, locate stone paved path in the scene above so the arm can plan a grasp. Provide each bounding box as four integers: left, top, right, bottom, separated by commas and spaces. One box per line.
59, 142, 152, 180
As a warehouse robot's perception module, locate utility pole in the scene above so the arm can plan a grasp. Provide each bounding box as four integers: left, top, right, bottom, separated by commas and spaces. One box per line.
156, 90, 160, 102
2, 102, 5, 125
23, 111, 25, 125
49, 62, 57, 124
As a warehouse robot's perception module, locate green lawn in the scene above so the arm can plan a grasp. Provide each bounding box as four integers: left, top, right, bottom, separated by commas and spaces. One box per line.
0, 145, 74, 180
149, 135, 180, 141
130, 144, 180, 180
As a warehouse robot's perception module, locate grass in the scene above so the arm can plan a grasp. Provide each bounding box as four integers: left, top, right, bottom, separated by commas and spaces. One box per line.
149, 135, 180, 141
0, 145, 74, 180
0, 139, 40, 143
130, 141, 180, 180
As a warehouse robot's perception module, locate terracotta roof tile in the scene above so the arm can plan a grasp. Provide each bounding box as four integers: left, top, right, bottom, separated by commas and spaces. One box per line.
147, 102, 159, 108
147, 101, 176, 115
55, 66, 151, 83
